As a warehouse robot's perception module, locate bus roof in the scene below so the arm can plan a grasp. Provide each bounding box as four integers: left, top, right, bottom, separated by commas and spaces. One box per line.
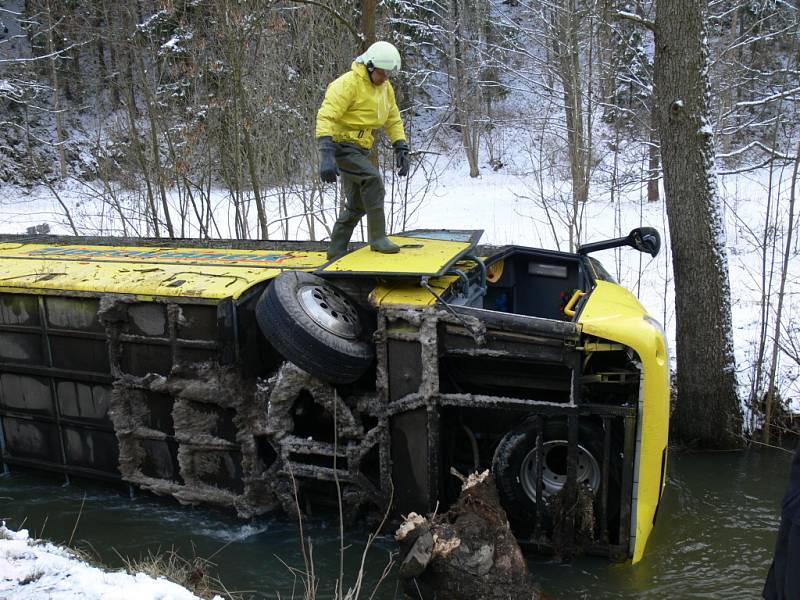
0, 232, 484, 301
0, 242, 326, 300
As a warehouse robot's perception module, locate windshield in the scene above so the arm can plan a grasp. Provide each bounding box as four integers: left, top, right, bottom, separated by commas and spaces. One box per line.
586, 256, 617, 284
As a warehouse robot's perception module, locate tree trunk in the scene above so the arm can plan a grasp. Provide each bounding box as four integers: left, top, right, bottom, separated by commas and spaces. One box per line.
45, 0, 67, 179
597, 0, 615, 106
235, 72, 268, 240
553, 0, 589, 204
360, 0, 376, 49
118, 5, 137, 118
104, 0, 122, 110
716, 6, 740, 155
647, 109, 660, 202
93, 0, 108, 104
654, 0, 742, 448
124, 91, 159, 238
136, 52, 175, 238
448, 0, 480, 178
762, 141, 799, 444
395, 471, 542, 600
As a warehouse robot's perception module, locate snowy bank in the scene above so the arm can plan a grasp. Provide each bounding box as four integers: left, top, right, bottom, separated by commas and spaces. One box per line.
0, 523, 220, 600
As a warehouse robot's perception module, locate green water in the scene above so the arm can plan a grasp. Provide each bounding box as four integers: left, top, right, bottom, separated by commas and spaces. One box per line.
530, 450, 788, 599
0, 449, 792, 599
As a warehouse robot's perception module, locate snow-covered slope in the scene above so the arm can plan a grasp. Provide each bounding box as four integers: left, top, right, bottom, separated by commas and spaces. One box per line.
0, 524, 218, 600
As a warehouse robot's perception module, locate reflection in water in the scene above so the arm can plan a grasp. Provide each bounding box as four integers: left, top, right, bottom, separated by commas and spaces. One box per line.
531, 450, 790, 599
0, 449, 792, 599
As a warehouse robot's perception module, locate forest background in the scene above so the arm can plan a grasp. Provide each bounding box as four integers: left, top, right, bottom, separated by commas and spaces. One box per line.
0, 0, 798, 446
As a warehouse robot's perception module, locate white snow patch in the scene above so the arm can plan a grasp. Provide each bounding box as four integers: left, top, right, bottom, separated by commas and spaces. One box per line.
0, 523, 221, 600
161, 32, 193, 54
0, 79, 18, 93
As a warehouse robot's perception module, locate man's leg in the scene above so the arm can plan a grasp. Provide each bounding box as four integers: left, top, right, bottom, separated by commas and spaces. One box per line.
327, 147, 366, 261
327, 191, 364, 261
338, 144, 399, 254
327, 206, 363, 261
365, 203, 399, 254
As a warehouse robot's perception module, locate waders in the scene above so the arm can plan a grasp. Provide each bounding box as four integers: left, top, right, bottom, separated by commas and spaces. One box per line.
327, 142, 400, 261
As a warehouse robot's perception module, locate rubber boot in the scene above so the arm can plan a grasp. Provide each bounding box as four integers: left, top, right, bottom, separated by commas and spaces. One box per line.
327, 207, 361, 261
367, 208, 400, 254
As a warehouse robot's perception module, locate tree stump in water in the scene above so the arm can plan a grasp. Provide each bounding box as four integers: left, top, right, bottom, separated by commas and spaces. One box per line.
394, 470, 546, 600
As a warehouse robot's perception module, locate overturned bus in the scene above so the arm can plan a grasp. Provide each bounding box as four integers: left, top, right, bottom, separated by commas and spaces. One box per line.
0, 229, 668, 562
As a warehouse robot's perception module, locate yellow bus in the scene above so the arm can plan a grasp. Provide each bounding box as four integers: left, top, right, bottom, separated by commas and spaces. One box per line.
0, 229, 668, 562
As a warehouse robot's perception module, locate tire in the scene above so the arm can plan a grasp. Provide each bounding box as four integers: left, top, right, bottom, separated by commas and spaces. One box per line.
491, 418, 620, 535
256, 271, 374, 384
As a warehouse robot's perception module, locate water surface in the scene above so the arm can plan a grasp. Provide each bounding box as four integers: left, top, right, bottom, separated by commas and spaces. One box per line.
0, 449, 792, 599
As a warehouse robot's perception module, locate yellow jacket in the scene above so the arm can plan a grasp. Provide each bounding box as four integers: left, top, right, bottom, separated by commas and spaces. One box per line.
316, 62, 406, 150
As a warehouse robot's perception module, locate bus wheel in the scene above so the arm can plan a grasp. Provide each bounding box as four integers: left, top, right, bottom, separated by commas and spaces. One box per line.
491, 418, 618, 535
256, 271, 374, 384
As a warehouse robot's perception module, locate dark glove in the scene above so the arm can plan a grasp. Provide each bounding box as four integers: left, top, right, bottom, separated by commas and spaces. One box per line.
318, 136, 338, 183
393, 140, 409, 177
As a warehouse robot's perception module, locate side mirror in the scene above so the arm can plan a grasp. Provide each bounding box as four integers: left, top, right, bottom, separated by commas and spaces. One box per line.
578, 227, 661, 257
627, 227, 661, 257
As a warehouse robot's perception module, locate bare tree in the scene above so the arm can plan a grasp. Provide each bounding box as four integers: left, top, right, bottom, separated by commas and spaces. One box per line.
710, 0, 800, 166
654, 0, 742, 448
548, 0, 591, 204
447, 0, 487, 177
762, 141, 799, 443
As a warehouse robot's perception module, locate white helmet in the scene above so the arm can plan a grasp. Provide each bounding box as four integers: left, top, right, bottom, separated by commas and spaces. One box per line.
357, 41, 401, 74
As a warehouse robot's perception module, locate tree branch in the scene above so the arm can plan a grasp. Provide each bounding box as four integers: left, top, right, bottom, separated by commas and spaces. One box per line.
0, 41, 87, 63
717, 140, 796, 162
736, 86, 800, 108
613, 10, 655, 32
284, 1, 361, 43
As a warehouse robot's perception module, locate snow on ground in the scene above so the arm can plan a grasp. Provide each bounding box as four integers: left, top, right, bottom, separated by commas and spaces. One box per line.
0, 523, 218, 600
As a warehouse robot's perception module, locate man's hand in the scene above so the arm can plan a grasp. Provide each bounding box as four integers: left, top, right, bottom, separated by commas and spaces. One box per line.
318, 137, 338, 183
394, 140, 409, 177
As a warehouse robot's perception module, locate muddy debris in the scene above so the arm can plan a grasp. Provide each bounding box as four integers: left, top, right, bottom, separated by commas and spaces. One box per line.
395, 470, 545, 600
550, 480, 596, 561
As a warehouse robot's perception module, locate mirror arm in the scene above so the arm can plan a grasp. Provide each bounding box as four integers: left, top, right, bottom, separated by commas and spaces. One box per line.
577, 236, 628, 255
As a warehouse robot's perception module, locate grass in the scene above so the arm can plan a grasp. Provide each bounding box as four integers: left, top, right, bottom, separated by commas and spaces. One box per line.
117, 546, 247, 600
4, 504, 246, 599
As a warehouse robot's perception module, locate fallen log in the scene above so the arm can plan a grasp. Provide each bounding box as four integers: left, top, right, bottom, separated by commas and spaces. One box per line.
394, 470, 546, 600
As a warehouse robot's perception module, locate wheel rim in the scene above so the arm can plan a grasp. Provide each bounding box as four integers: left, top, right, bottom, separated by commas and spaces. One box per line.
519, 440, 601, 502
297, 283, 362, 339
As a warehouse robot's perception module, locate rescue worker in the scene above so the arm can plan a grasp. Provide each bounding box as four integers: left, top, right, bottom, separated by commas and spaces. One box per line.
316, 40, 410, 261
763, 441, 800, 599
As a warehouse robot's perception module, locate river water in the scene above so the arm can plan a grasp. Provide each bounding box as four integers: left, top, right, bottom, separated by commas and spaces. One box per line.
0, 448, 792, 599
